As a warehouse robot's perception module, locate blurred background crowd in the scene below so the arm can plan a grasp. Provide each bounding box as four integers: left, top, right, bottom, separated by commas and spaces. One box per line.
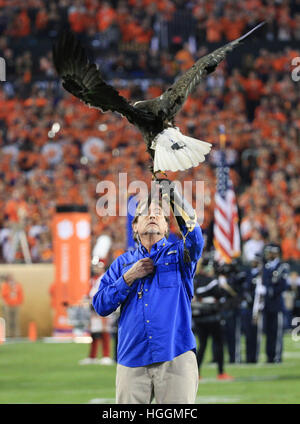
0, 0, 299, 267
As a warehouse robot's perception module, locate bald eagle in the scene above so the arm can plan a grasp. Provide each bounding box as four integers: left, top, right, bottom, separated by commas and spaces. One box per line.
52, 22, 264, 176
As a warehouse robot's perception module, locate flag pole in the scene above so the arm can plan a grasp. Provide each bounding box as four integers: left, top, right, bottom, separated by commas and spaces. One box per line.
219, 124, 226, 150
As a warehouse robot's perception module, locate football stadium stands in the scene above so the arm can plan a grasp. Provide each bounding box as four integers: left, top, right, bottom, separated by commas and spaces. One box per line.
0, 0, 299, 265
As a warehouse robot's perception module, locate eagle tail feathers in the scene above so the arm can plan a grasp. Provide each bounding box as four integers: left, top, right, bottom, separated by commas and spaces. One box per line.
152, 127, 212, 172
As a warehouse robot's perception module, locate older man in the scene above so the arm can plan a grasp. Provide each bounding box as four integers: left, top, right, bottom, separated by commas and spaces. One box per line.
93, 180, 204, 404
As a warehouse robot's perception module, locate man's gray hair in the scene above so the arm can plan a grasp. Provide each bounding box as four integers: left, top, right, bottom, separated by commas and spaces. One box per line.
132, 194, 170, 242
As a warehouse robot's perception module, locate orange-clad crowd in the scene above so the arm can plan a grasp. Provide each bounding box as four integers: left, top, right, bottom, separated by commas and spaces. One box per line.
0, 0, 299, 263
0, 0, 300, 43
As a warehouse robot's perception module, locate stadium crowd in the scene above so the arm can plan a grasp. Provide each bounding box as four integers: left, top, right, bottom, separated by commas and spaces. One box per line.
0, 0, 299, 265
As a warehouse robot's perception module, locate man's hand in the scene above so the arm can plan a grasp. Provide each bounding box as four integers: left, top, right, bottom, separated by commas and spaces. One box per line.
123, 258, 154, 286
155, 178, 175, 197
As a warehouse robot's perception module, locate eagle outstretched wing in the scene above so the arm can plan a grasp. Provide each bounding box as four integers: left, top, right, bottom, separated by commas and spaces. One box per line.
159, 22, 265, 121
52, 31, 156, 127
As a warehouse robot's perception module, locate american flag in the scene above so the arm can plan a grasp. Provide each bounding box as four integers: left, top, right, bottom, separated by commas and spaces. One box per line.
213, 129, 241, 264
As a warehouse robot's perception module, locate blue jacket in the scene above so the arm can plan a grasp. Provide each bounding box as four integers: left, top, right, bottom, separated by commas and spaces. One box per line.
262, 258, 289, 313
93, 223, 204, 367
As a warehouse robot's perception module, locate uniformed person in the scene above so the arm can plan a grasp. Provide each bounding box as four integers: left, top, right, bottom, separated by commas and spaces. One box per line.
220, 261, 246, 364
243, 254, 265, 363
262, 244, 289, 363
193, 265, 235, 380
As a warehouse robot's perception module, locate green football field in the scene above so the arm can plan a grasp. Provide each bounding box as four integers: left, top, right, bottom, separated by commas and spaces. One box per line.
0, 333, 299, 404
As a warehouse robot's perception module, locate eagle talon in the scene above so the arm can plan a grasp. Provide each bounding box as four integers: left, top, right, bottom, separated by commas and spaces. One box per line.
152, 170, 167, 181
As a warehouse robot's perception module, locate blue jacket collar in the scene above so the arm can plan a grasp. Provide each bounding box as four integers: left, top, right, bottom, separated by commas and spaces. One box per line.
138, 237, 167, 255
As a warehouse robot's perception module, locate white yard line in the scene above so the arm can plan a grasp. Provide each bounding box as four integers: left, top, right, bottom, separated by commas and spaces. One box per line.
89, 398, 115, 404
88, 396, 241, 404
196, 396, 240, 404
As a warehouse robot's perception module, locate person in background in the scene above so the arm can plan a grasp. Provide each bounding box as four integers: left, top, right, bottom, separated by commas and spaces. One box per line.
0, 275, 6, 314
220, 261, 246, 364
242, 228, 265, 263
79, 259, 114, 365
283, 270, 299, 329
1, 274, 24, 338
289, 271, 300, 322
262, 244, 289, 363
243, 253, 265, 363
193, 265, 234, 381
4, 190, 31, 264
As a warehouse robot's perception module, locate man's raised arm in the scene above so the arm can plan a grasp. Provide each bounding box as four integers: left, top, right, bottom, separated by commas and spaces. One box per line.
157, 179, 204, 263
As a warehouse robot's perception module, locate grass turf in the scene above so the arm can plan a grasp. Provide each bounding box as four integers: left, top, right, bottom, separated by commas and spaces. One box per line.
0, 334, 299, 404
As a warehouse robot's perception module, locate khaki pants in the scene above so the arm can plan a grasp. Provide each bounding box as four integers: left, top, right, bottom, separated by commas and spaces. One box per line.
116, 350, 198, 404
2, 305, 20, 338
